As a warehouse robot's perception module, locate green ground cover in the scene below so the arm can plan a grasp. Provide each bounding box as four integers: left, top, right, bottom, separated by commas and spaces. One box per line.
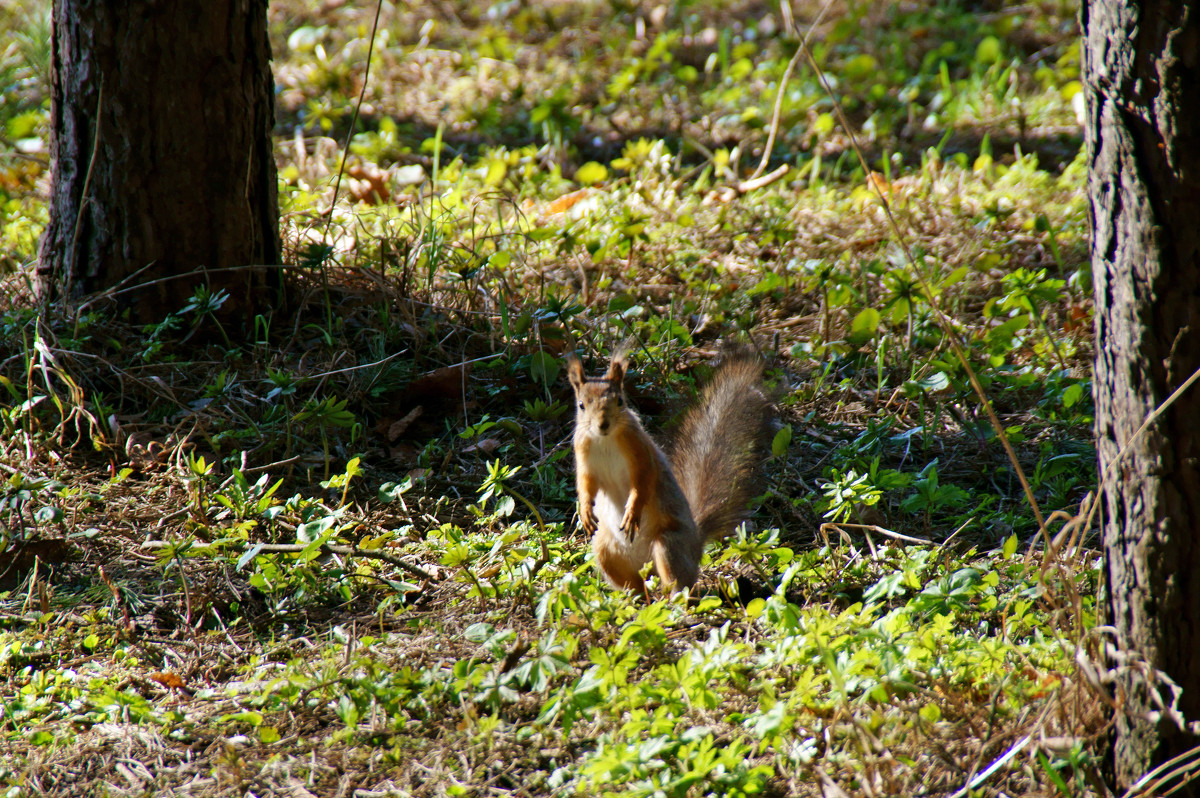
0, 1, 1105, 795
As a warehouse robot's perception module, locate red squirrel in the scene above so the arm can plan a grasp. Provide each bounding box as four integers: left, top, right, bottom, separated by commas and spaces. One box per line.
567, 345, 771, 593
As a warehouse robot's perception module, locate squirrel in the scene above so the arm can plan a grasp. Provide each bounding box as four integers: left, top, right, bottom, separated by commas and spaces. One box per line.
566, 343, 771, 594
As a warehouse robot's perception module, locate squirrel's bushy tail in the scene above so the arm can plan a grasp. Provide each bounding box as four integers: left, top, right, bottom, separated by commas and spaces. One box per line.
670, 349, 772, 543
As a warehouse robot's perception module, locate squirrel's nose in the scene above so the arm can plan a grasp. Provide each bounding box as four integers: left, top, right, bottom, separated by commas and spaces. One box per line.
599, 420, 609, 433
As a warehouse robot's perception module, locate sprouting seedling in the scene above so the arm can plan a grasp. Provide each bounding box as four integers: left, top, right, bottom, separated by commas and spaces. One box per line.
998, 267, 1068, 371
478, 460, 544, 534
882, 267, 924, 355
183, 452, 215, 519
181, 285, 233, 349
293, 396, 357, 479
320, 456, 362, 509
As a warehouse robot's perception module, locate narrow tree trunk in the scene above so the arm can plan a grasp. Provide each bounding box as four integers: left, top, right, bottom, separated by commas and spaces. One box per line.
1084, 0, 1200, 791
37, 0, 280, 321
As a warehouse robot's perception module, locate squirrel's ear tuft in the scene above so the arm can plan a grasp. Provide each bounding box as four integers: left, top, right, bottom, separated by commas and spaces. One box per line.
605, 354, 627, 384
606, 338, 634, 383
607, 361, 625, 384
566, 355, 585, 390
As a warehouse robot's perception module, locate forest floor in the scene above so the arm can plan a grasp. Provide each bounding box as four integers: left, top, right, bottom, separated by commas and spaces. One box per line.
0, 1, 1114, 796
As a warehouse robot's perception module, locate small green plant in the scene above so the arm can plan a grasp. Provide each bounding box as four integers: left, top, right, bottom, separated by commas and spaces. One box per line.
992, 267, 1070, 369
181, 285, 233, 348
901, 460, 969, 521
138, 312, 185, 361
214, 469, 285, 521
477, 460, 544, 534
320, 455, 362, 508
714, 526, 795, 585
182, 452, 216, 520
523, 397, 566, 423
1, 471, 63, 539
820, 468, 884, 523
293, 396, 358, 478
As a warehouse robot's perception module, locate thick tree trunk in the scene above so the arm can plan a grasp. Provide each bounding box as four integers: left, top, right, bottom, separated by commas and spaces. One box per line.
1084, 0, 1200, 791
37, 0, 280, 322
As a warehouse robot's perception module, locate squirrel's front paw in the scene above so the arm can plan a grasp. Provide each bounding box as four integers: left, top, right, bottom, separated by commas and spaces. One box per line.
580, 503, 598, 534
620, 507, 640, 540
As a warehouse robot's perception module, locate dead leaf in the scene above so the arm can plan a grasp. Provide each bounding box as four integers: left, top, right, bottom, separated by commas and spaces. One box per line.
346, 161, 390, 204
866, 171, 892, 195
150, 672, 188, 690
462, 438, 501, 455
387, 406, 424, 442
407, 364, 471, 407
544, 188, 596, 217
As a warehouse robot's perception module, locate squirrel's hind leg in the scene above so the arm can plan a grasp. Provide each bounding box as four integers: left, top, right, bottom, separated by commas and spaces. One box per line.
593, 526, 647, 593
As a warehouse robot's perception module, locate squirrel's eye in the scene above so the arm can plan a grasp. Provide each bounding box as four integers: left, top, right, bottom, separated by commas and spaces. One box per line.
578, 402, 585, 410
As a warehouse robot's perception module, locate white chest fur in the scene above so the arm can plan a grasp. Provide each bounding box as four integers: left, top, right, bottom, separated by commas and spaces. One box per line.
583, 433, 652, 562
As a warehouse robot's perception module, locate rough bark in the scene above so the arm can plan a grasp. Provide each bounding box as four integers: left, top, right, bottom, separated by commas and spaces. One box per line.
37, 0, 280, 322
1084, 0, 1200, 791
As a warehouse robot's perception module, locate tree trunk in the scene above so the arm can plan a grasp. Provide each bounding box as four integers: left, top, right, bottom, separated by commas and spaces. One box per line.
37, 0, 280, 322
1084, 0, 1200, 791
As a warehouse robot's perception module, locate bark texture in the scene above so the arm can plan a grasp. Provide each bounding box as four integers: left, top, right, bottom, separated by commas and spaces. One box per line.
1084, 0, 1200, 791
37, 0, 280, 321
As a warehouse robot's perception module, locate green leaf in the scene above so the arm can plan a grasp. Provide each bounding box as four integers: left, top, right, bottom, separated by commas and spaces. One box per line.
746, 271, 785, 297
843, 53, 878, 81
378, 477, 414, 503
917, 371, 950, 392
526, 227, 557, 242
35, 505, 61, 523
237, 542, 265, 571
464, 622, 494, 642
6, 110, 42, 140
1002, 533, 1018, 560
221, 711, 264, 727
749, 703, 787, 736
574, 161, 608, 185
607, 294, 636, 314
940, 265, 968, 288
1061, 382, 1084, 408
771, 424, 793, 457
530, 351, 560, 386
485, 158, 508, 186
989, 313, 1031, 344
1037, 751, 1072, 795
849, 308, 881, 345
336, 695, 359, 726
975, 36, 1002, 65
